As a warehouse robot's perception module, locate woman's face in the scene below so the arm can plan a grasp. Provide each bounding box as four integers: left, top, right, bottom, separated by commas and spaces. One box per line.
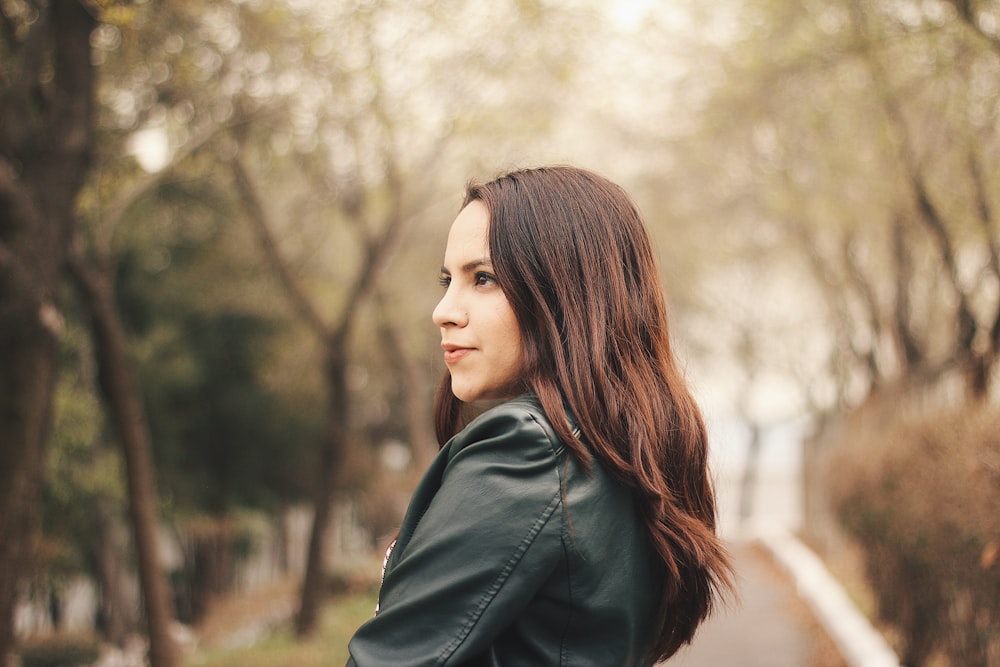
432, 201, 523, 403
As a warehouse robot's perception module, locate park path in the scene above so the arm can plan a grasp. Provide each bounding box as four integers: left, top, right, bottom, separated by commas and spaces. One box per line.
663, 540, 843, 667
655, 417, 884, 667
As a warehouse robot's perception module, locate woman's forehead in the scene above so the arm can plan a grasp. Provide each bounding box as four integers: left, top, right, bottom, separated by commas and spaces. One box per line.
443, 201, 491, 267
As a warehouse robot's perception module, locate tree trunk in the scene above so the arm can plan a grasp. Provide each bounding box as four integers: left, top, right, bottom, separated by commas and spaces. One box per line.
856, 7, 988, 400
890, 216, 923, 372
378, 299, 437, 471
0, 3, 97, 660
67, 253, 178, 667
295, 342, 349, 636
968, 151, 1000, 400
185, 517, 232, 624
0, 327, 59, 663
230, 152, 409, 636
94, 500, 130, 646
738, 422, 762, 526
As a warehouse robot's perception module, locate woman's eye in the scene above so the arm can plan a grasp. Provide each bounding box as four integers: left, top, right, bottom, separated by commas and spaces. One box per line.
438, 275, 451, 288
474, 272, 496, 287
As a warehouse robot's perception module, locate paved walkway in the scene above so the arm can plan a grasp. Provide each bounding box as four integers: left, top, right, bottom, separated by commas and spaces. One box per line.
663, 540, 842, 667
654, 418, 892, 667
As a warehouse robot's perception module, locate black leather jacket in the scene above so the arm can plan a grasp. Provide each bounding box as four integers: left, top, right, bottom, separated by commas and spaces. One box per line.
346, 394, 660, 666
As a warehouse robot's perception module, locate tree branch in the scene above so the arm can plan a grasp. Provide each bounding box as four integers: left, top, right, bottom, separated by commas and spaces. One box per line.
0, 237, 58, 342
969, 149, 1000, 283
783, 217, 873, 399
909, 165, 979, 356
49, 1, 96, 156
0, 5, 48, 158
374, 287, 436, 470
332, 163, 408, 342
229, 154, 330, 339
95, 121, 236, 257
853, 2, 981, 376
65, 236, 179, 667
967, 149, 1000, 367
841, 232, 884, 354
890, 215, 923, 369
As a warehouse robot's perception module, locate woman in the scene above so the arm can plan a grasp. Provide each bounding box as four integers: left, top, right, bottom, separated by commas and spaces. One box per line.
346, 166, 732, 666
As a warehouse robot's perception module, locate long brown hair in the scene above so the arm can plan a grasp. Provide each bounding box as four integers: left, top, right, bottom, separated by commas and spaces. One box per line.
434, 165, 733, 661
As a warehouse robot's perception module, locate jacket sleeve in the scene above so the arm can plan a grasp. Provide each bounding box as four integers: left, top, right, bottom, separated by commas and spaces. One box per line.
346, 405, 565, 666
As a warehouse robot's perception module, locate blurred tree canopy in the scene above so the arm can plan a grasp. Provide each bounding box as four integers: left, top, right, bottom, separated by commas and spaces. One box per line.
2, 0, 642, 662
669, 0, 1000, 418
4, 0, 999, 663
2, 1, 100, 661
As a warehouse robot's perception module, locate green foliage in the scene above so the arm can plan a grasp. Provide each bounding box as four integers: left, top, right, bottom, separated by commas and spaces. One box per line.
41, 313, 125, 582
184, 586, 379, 667
18, 635, 101, 667
81, 149, 321, 516
111, 185, 318, 513
142, 309, 316, 513
831, 404, 1000, 666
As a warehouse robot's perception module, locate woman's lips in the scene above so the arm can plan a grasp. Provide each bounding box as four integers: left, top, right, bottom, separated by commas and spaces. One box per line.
442, 345, 472, 364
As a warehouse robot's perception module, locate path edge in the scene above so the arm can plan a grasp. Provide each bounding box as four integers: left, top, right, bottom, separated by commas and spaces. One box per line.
751, 524, 902, 667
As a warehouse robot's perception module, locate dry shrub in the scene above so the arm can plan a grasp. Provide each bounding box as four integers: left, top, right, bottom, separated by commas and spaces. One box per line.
829, 403, 1000, 667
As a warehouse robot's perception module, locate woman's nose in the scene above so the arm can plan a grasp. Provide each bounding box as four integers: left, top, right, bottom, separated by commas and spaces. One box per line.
432, 288, 468, 328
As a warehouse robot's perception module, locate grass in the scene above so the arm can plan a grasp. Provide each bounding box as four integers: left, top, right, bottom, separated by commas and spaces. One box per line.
184, 586, 379, 667
183, 552, 384, 667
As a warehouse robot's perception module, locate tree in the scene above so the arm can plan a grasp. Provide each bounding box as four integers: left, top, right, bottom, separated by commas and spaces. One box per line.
230, 146, 413, 634
55, 9, 255, 654
671, 0, 1000, 412
9, 0, 727, 655
0, 2, 96, 661
848, 0, 1000, 400
63, 0, 324, 645
3, 0, 274, 660
220, 0, 600, 635
66, 0, 325, 643
66, 246, 179, 667
43, 324, 132, 643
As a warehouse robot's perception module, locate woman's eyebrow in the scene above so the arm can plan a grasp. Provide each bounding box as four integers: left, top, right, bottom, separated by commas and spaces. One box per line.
440, 258, 492, 275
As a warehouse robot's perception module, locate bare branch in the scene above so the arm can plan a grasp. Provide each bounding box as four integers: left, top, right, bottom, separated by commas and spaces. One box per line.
841, 232, 883, 351
908, 165, 979, 361
782, 217, 875, 397
96, 120, 238, 257
968, 150, 1000, 362
333, 184, 408, 341
889, 216, 923, 369
853, 1, 981, 378
969, 150, 1000, 281
374, 287, 436, 470
229, 154, 330, 339
329, 69, 410, 338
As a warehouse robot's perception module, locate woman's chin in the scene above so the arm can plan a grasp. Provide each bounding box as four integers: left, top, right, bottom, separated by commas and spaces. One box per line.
451, 385, 522, 405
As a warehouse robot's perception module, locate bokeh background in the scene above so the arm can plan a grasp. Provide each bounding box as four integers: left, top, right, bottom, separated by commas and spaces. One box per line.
2, 1, 999, 665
